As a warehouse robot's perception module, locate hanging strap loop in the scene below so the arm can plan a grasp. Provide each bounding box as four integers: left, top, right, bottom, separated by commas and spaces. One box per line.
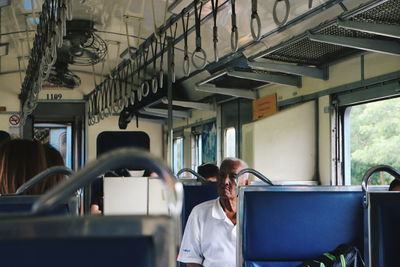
150, 38, 159, 93
250, 0, 261, 40
141, 48, 150, 98
168, 22, 178, 83
273, 0, 290, 26
181, 9, 191, 77
192, 0, 207, 70
230, 0, 238, 52
211, 0, 219, 62
158, 32, 168, 88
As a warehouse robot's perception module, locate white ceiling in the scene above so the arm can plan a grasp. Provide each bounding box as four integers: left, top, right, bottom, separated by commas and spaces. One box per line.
0, 0, 370, 90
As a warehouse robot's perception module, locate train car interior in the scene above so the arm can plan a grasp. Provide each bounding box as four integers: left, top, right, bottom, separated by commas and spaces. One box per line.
0, 0, 399, 266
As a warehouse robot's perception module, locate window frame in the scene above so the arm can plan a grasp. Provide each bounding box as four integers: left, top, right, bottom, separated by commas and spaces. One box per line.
334, 80, 400, 185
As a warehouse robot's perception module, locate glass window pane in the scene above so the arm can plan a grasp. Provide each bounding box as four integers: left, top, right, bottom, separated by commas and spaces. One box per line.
348, 98, 400, 185
173, 137, 184, 174
23, 0, 38, 10
34, 123, 72, 169
224, 127, 236, 158
190, 134, 203, 176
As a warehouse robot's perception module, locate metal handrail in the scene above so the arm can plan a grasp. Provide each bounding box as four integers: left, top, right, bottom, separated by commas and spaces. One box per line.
237, 168, 274, 186
361, 164, 400, 207
15, 166, 74, 195
32, 148, 184, 217
176, 168, 207, 183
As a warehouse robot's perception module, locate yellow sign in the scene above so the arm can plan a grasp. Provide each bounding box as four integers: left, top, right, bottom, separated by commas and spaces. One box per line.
253, 94, 277, 120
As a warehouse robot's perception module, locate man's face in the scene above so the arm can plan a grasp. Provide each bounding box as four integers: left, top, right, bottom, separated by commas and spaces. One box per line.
217, 161, 246, 200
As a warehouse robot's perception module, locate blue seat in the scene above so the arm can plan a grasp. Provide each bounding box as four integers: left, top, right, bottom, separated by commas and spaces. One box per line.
368, 192, 400, 267
181, 182, 218, 230
239, 187, 364, 267
0, 195, 78, 216
179, 182, 218, 267
0, 215, 172, 267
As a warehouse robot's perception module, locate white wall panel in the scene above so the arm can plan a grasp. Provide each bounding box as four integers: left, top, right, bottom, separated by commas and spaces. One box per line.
242, 101, 316, 182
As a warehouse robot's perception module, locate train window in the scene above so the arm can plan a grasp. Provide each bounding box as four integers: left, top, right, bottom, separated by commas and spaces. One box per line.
173, 137, 184, 174
34, 123, 73, 168
27, 15, 40, 25
345, 97, 400, 185
22, 0, 38, 10
191, 133, 202, 171
224, 127, 236, 158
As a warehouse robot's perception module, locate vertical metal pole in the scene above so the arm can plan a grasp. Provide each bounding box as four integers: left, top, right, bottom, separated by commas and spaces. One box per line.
167, 37, 174, 168
216, 105, 222, 165
360, 55, 365, 82
315, 99, 320, 182
167, 39, 181, 264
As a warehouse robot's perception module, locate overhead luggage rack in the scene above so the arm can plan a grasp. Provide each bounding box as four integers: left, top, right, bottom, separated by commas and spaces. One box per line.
253, 0, 400, 67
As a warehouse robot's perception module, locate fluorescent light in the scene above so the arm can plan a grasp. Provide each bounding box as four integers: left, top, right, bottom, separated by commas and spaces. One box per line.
0, 0, 11, 8
0, 43, 9, 56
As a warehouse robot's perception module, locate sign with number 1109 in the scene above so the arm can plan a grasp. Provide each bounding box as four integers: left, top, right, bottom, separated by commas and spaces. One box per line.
46, 94, 62, 100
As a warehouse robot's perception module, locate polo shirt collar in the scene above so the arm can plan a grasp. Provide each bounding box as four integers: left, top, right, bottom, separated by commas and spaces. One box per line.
212, 198, 227, 220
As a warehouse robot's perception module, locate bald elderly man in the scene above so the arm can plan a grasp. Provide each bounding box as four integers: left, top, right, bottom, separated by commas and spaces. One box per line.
177, 158, 249, 267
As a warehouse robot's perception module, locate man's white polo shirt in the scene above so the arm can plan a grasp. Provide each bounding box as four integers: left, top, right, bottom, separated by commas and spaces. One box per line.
177, 198, 236, 267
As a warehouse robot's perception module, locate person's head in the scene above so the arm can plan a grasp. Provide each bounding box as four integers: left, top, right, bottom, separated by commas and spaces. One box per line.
0, 130, 10, 145
198, 163, 219, 182
42, 144, 67, 192
217, 158, 248, 201
389, 178, 400, 191
0, 139, 47, 194
43, 144, 65, 167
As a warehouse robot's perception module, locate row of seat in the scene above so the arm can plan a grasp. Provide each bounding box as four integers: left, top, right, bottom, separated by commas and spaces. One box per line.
179, 166, 400, 267
0, 159, 398, 266
238, 185, 400, 267
0, 148, 182, 267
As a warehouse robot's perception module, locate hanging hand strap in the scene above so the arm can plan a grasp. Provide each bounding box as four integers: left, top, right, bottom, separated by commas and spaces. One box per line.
158, 32, 168, 88
181, 8, 190, 76
192, 0, 207, 69
150, 38, 159, 93
211, 0, 219, 62
230, 0, 238, 51
273, 0, 290, 26
169, 22, 178, 83
141, 48, 150, 97
251, 0, 261, 40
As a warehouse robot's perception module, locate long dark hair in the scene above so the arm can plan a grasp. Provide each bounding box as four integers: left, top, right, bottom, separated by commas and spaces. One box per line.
41, 143, 67, 193
0, 139, 47, 194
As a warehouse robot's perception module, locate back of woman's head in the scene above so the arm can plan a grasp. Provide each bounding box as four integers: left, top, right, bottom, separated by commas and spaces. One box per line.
0, 139, 47, 194
0, 130, 10, 145
39, 143, 67, 194
43, 144, 65, 167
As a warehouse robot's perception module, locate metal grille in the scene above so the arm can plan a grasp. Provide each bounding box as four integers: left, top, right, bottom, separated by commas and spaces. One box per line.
352, 0, 400, 25
262, 37, 357, 66
262, 0, 400, 66
211, 75, 266, 89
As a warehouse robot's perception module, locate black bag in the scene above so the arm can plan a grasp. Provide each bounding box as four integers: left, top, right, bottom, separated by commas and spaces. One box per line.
299, 244, 364, 267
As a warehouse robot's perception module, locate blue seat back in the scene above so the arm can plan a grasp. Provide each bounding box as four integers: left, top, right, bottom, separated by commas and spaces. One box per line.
368, 192, 400, 267
239, 187, 364, 267
0, 195, 78, 216
181, 182, 218, 230
0, 215, 173, 267
179, 183, 218, 267
0, 237, 154, 267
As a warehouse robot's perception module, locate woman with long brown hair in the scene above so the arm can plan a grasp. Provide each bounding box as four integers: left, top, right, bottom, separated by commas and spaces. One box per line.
0, 139, 64, 195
